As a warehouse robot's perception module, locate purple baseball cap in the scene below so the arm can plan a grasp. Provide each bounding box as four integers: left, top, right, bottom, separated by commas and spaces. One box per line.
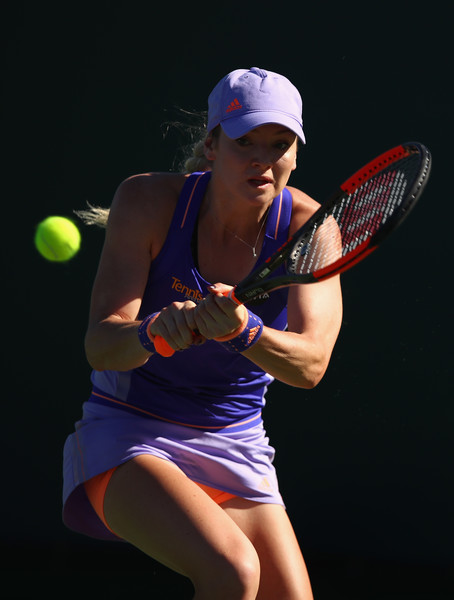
207, 67, 305, 144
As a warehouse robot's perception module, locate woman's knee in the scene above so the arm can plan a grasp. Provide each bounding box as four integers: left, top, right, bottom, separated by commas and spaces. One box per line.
193, 538, 260, 599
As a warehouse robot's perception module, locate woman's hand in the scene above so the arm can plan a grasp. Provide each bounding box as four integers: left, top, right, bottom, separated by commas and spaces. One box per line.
193, 283, 248, 341
147, 300, 201, 352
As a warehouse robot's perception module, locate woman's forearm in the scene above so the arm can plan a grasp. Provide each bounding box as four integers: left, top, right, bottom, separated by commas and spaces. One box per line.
85, 317, 152, 372
243, 327, 333, 389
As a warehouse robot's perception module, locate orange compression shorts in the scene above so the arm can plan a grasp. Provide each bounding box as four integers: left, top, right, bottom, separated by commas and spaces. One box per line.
84, 466, 237, 535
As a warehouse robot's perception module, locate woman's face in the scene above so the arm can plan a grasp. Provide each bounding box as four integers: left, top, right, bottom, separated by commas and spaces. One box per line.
205, 124, 298, 207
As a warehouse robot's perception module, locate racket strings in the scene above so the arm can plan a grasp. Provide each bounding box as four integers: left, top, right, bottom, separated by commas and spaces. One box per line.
337, 168, 407, 253
289, 154, 422, 276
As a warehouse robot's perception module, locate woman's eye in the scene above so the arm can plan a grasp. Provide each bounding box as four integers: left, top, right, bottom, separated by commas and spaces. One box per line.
276, 142, 290, 151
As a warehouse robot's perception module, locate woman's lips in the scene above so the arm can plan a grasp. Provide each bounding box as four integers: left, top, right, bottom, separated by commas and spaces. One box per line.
247, 176, 273, 187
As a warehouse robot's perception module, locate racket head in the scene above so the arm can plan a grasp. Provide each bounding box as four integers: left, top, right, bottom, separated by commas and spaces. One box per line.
233, 142, 431, 303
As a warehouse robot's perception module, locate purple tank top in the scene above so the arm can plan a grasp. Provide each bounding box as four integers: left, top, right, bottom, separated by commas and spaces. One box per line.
90, 172, 293, 431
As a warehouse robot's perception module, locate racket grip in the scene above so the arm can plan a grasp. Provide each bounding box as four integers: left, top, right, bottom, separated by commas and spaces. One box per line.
154, 331, 205, 357
153, 287, 240, 357
154, 336, 176, 357
223, 287, 242, 305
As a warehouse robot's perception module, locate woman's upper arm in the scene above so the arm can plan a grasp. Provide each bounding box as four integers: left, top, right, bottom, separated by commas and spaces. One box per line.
287, 276, 343, 356
286, 186, 343, 357
87, 174, 178, 328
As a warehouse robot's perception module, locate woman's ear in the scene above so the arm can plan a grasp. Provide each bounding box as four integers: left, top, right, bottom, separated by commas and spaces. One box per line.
204, 134, 217, 161
291, 140, 299, 171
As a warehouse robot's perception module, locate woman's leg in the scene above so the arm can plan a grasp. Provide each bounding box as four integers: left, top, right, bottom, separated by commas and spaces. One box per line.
103, 454, 260, 600
222, 499, 314, 600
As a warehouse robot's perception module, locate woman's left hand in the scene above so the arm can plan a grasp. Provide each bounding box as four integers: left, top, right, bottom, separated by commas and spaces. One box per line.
193, 283, 247, 341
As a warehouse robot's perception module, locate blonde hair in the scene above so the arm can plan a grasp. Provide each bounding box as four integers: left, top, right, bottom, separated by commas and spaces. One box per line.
74, 203, 110, 228
75, 118, 213, 229
183, 138, 211, 173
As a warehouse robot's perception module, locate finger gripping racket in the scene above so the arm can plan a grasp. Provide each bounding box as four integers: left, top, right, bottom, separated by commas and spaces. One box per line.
155, 141, 431, 356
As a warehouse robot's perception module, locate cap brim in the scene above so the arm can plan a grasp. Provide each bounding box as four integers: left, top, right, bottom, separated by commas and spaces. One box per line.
221, 111, 306, 144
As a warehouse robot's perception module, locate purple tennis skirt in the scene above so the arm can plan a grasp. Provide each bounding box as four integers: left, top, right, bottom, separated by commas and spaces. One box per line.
63, 401, 284, 540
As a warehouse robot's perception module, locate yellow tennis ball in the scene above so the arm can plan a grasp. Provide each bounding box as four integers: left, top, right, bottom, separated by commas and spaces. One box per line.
35, 216, 81, 262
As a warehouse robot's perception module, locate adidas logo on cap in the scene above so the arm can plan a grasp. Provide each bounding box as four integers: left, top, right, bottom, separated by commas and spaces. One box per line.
226, 98, 242, 113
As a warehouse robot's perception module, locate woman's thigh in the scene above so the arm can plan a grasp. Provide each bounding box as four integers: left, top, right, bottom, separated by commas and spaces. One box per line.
222, 499, 314, 600
103, 454, 260, 593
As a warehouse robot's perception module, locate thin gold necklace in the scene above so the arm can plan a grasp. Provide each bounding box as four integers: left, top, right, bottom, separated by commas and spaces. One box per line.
221, 205, 271, 257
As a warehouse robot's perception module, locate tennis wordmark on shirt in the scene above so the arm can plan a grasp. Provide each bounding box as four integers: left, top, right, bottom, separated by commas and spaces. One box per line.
171, 276, 204, 302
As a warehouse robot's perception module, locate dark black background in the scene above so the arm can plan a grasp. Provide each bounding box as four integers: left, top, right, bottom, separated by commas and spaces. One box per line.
2, 2, 452, 598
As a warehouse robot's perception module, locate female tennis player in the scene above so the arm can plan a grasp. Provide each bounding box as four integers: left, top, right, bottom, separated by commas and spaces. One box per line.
63, 67, 343, 599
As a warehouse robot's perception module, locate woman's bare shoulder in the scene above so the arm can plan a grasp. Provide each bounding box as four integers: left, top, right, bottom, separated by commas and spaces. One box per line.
106, 173, 190, 258
110, 172, 188, 225
286, 185, 320, 234
113, 172, 188, 211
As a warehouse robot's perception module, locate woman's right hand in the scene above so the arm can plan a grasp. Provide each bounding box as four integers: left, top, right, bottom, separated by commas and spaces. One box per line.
147, 300, 202, 352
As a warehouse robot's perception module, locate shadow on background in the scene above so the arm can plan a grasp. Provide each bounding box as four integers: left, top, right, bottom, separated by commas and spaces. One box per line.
2, 1, 452, 598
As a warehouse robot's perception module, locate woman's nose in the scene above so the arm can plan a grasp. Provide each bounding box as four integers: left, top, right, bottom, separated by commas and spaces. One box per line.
251, 146, 273, 167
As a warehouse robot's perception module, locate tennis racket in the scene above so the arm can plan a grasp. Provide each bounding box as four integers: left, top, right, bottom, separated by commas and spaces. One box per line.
154, 141, 431, 357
